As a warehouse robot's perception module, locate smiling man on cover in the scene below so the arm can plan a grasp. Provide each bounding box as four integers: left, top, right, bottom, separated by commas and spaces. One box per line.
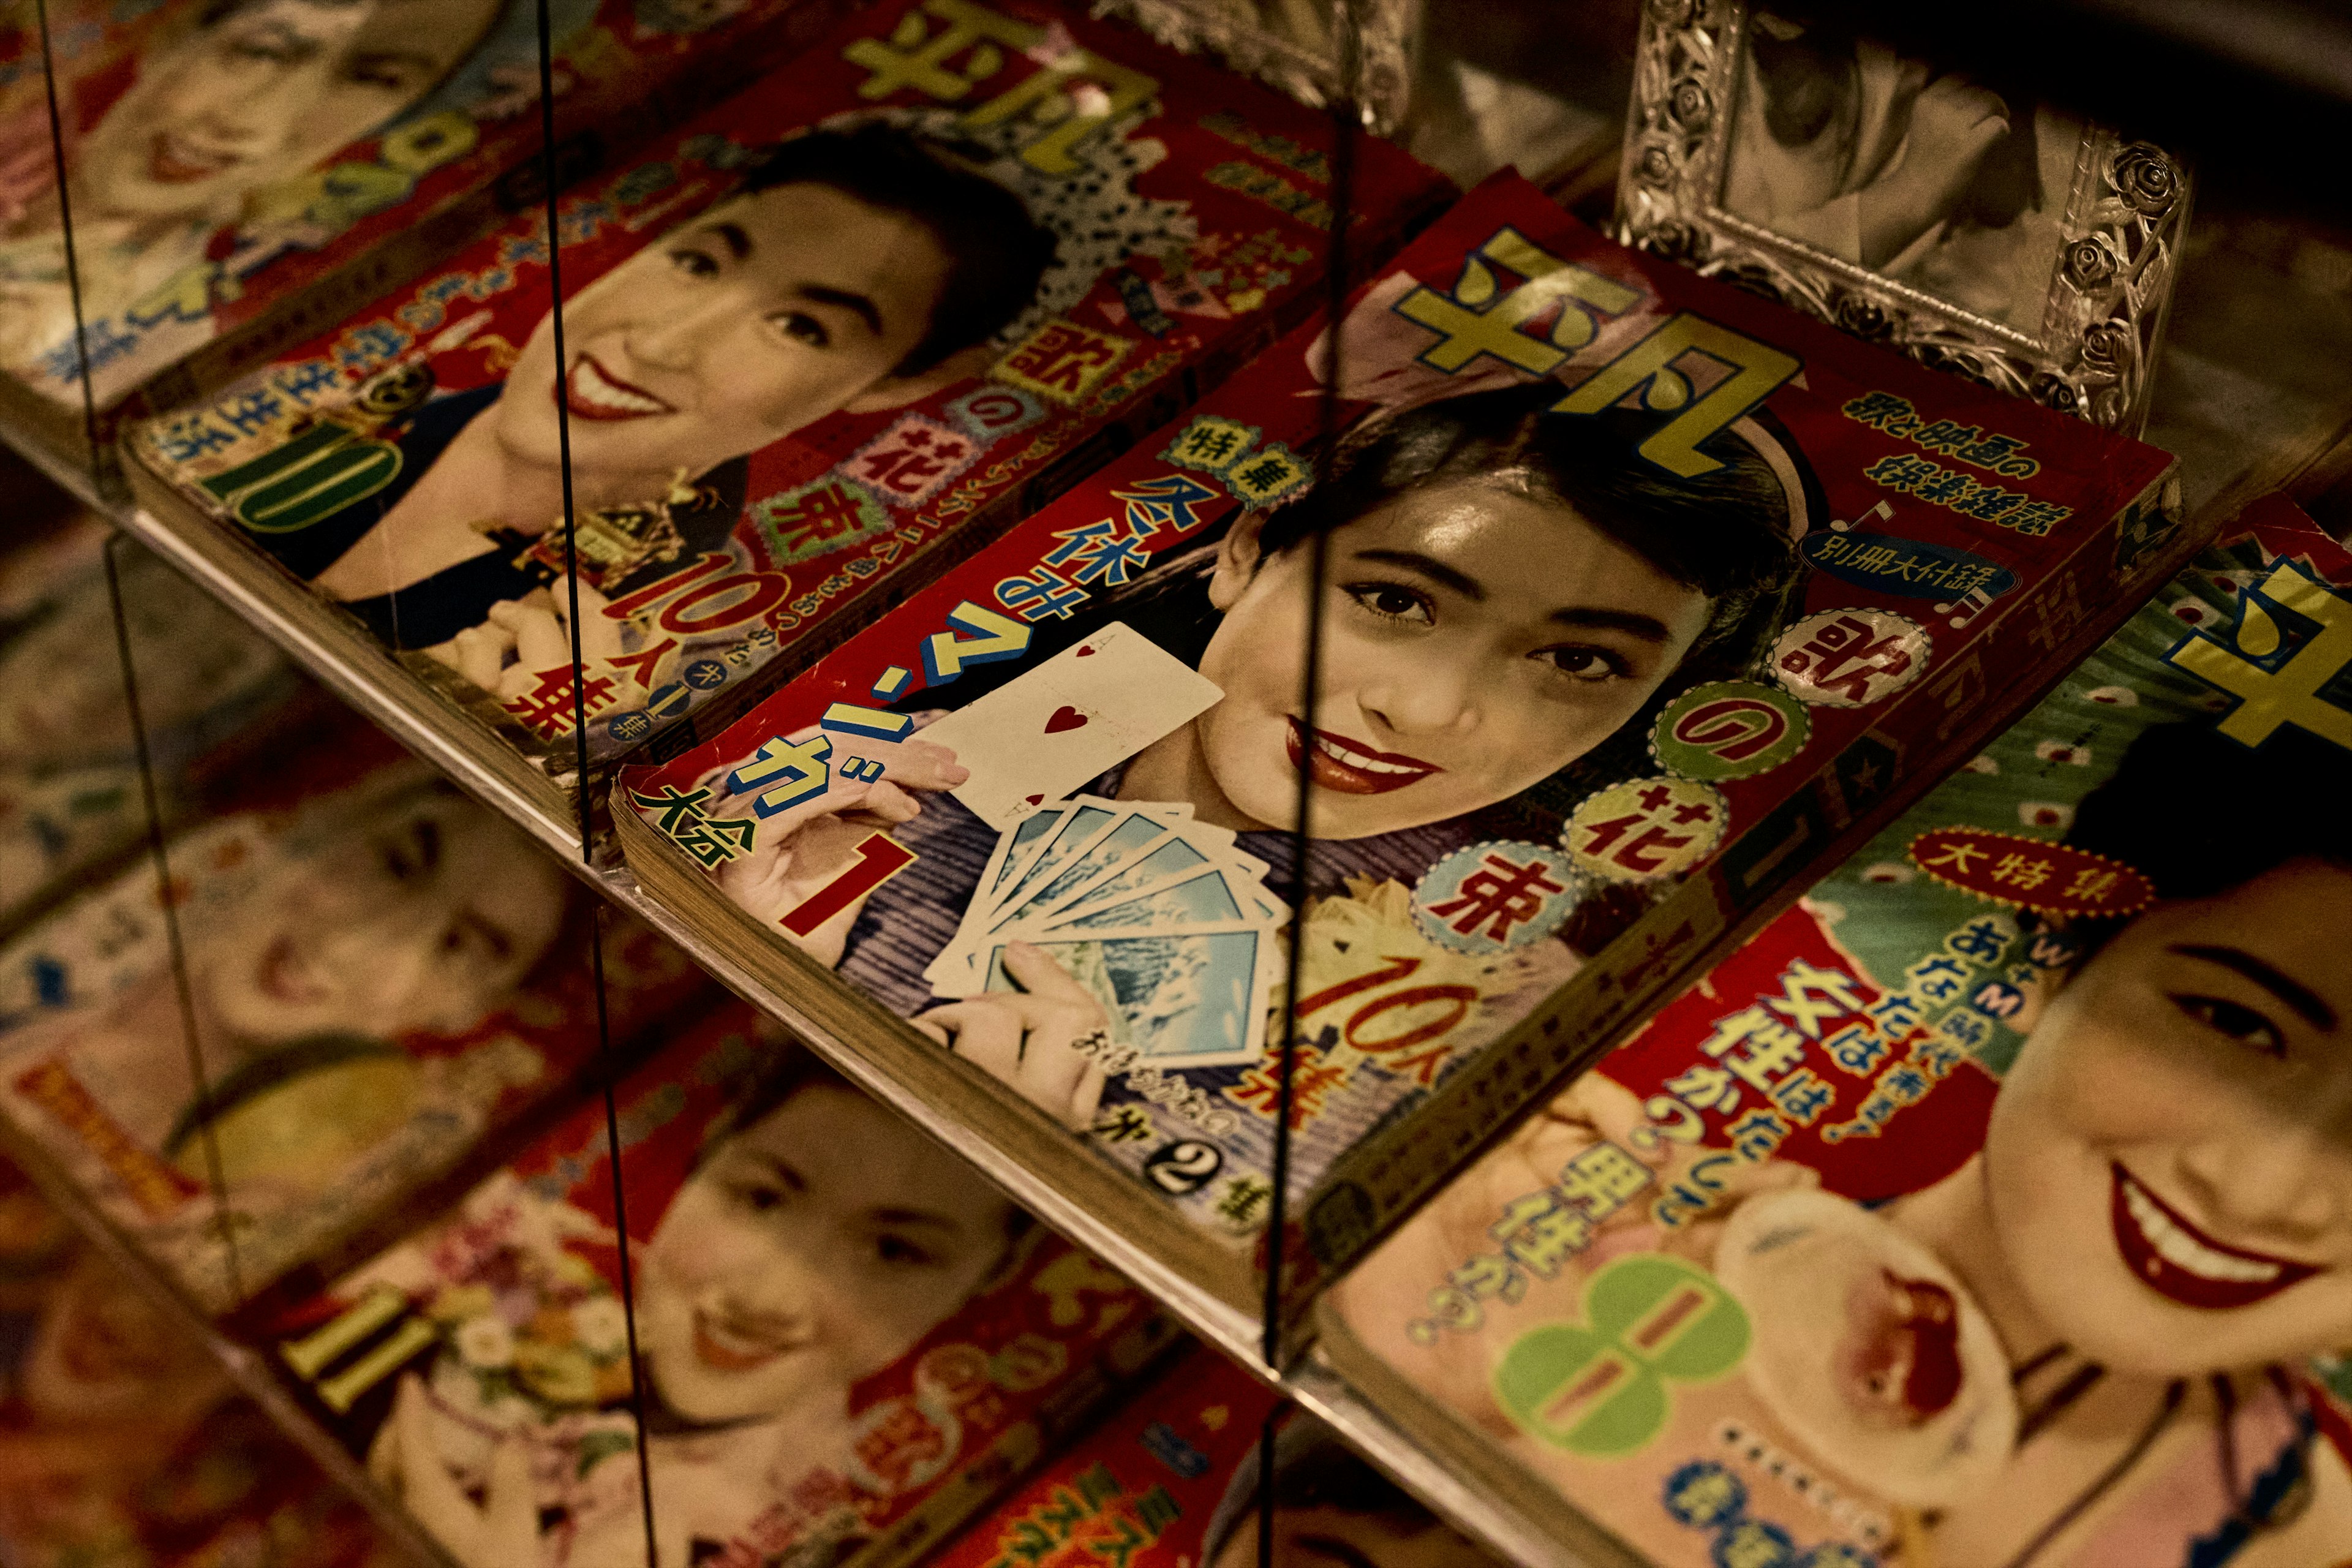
262, 122, 1055, 693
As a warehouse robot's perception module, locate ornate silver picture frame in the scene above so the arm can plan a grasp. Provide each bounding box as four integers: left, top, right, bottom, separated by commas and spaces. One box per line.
1617, 0, 2190, 433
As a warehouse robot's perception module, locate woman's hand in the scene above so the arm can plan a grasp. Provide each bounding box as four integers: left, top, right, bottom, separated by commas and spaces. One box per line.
914, 941, 1110, 1131
705, 736, 965, 966
368, 1374, 538, 1568
428, 582, 629, 705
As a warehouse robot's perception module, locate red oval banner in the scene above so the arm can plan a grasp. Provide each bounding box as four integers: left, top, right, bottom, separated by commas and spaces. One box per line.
1906, 827, 2158, 918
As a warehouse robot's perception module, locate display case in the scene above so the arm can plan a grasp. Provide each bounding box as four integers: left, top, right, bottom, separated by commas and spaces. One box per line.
5, 2, 2351, 1567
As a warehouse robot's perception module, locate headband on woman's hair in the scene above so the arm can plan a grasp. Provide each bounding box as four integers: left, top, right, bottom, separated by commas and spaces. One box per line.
1727, 412, 1815, 541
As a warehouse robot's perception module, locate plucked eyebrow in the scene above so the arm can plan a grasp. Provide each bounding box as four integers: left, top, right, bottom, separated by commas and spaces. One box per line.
236, 21, 321, 59
1547, 606, 1675, 642
2171, 944, 2337, 1030
1289, 1536, 1382, 1568
349, 48, 438, 77
709, 222, 752, 260
1351, 548, 1487, 600
748, 1154, 807, 1193
1349, 548, 1673, 641
793, 284, 883, 339
868, 1207, 960, 1235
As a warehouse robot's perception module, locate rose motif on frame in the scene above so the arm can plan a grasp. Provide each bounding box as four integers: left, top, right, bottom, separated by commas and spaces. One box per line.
2062, 236, 2118, 291
1833, 290, 1893, 341
2033, 372, 2082, 414
2109, 142, 2179, 217
1642, 219, 1707, 266
2079, 318, 2136, 379
1667, 78, 1712, 132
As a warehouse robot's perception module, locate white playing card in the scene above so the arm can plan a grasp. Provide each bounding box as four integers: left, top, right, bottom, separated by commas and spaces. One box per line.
912, 623, 1224, 831
978, 924, 1272, 1068
1039, 832, 1271, 928
927, 805, 1075, 988
985, 807, 1187, 934
1036, 864, 1249, 932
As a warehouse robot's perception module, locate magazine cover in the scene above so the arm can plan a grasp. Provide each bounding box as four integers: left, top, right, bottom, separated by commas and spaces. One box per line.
0, 729, 708, 1311
930, 1341, 1509, 1568
0, 0, 851, 467
1321, 496, 2352, 1567
0, 513, 306, 936
257, 999, 1168, 1568
0, 1152, 398, 1568
123, 0, 1449, 829
616, 168, 2186, 1324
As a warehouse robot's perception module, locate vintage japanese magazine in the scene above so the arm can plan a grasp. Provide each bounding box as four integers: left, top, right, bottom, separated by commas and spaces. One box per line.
0, 0, 853, 478
927, 1341, 1507, 1568
0, 726, 710, 1311
121, 0, 1449, 846
616, 170, 2195, 1340
1319, 495, 2352, 1567
0, 1153, 398, 1568
253, 999, 1173, 1568
0, 511, 310, 938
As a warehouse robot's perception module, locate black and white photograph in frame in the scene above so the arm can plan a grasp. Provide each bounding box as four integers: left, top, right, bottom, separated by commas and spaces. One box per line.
1617, 0, 2191, 433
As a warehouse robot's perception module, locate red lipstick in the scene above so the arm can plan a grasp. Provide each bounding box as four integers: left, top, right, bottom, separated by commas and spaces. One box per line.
2110, 1164, 2318, 1310
560, 353, 677, 422
1283, 717, 1440, 796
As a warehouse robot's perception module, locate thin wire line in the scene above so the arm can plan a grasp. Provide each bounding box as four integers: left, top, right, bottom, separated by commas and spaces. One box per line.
1999, 1378, 2185, 1568
31, 0, 102, 478
1253, 1401, 1284, 1568
528, 14, 660, 1567
1260, 0, 1361, 1374
102, 538, 246, 1307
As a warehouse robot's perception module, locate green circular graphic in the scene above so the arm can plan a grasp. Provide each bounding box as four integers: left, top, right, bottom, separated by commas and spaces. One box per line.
1653, 681, 1812, 780
1491, 1255, 1749, 1457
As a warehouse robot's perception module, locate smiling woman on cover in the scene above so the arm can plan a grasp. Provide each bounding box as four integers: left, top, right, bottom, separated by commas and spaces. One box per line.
704, 383, 1805, 1125
0, 766, 571, 1182
363, 1040, 1030, 1568
264, 123, 1056, 707
1333, 720, 2352, 1567
0, 0, 505, 374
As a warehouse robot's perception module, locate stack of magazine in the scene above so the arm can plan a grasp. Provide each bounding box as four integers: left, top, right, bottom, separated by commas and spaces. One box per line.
121, 0, 1449, 840
7, 1, 2351, 1566
612, 168, 2191, 1336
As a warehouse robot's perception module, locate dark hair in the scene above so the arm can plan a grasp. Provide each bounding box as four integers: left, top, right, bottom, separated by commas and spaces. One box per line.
700, 1038, 1036, 1253
2063, 721, 2352, 953
738, 124, 1058, 377
1202, 1418, 1454, 1566
1262, 385, 1802, 671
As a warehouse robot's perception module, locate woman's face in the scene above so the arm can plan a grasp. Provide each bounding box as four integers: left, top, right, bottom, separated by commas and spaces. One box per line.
1193, 478, 1712, 839
21, 1251, 222, 1425
494, 184, 958, 492
1984, 858, 2352, 1375
635, 1084, 1014, 1425
74, 0, 497, 221
195, 786, 568, 1046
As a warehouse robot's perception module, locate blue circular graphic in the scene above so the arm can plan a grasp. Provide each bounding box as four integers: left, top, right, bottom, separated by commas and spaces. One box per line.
1411, 839, 1583, 954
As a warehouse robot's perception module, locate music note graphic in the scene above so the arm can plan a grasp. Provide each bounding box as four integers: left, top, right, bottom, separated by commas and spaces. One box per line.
1830, 499, 1893, 533
1937, 586, 1996, 627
